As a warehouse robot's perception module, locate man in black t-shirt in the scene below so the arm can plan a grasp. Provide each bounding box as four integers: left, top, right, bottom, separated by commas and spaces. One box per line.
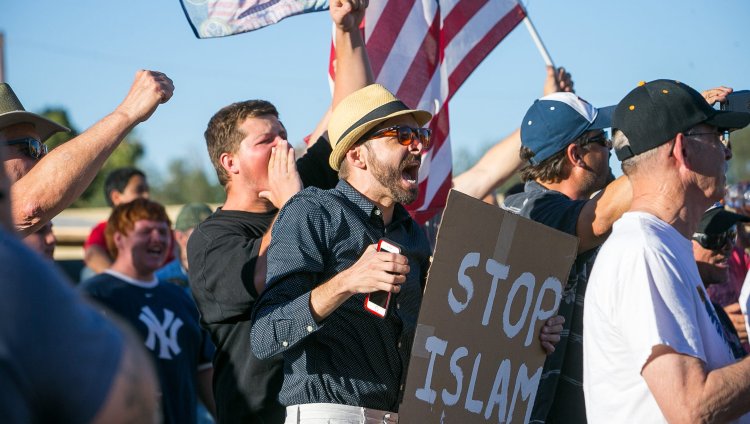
187, 2, 372, 422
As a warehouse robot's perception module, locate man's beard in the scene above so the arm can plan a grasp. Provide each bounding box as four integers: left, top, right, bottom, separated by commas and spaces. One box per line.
369, 152, 420, 205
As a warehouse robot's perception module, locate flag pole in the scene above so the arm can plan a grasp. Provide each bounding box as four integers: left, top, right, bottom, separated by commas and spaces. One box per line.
520, 8, 555, 68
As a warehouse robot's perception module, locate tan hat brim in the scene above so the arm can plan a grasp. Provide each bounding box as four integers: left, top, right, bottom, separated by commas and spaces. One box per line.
329, 108, 432, 171
0, 111, 70, 142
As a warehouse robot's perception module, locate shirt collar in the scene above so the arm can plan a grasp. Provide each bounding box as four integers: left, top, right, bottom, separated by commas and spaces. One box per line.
335, 180, 415, 230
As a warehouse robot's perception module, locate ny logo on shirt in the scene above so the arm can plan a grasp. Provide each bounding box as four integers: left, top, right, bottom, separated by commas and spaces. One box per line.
139, 306, 183, 359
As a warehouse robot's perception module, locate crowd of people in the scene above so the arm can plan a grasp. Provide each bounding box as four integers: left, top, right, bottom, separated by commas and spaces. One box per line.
3, 1, 750, 423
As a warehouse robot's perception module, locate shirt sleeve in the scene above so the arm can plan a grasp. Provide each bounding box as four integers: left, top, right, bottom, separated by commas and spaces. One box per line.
521, 191, 588, 236
618, 247, 706, 370
1, 258, 123, 424
250, 194, 328, 360
296, 136, 339, 190
84, 221, 108, 250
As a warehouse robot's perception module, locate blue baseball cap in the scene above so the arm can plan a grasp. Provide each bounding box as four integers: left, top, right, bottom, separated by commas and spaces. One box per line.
521, 92, 615, 165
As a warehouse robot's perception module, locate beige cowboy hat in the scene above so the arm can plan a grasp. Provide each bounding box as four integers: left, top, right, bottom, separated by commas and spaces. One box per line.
0, 83, 70, 141
328, 83, 432, 171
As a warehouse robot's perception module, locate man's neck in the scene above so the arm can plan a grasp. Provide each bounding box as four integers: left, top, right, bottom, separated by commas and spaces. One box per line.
344, 177, 396, 225
535, 178, 590, 201
629, 181, 710, 239
223, 187, 276, 214
110, 261, 155, 282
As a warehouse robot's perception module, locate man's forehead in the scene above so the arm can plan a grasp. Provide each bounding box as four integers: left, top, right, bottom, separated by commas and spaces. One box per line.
133, 219, 170, 230
238, 114, 285, 138
0, 123, 40, 142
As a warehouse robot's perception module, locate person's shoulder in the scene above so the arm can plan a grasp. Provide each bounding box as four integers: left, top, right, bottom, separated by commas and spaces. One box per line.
193, 208, 273, 239
80, 273, 124, 295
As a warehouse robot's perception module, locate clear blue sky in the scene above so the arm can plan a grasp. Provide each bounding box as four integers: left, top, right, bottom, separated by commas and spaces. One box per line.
2, 0, 749, 181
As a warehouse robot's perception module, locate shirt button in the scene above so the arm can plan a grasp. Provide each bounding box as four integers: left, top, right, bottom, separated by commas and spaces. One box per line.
374, 209, 381, 215
282, 341, 289, 347
306, 325, 313, 333
398, 342, 402, 348
400, 384, 404, 391
396, 303, 401, 310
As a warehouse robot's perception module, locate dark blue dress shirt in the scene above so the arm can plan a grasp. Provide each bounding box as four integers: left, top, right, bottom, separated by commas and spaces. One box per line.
251, 180, 431, 412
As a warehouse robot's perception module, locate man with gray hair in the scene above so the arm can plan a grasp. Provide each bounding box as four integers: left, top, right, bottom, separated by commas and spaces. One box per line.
584, 80, 750, 423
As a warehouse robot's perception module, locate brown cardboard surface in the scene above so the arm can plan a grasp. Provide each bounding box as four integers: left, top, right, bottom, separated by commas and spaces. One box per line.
399, 190, 578, 423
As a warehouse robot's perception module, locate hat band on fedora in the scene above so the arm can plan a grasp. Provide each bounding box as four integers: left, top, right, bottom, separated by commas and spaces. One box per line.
337, 99, 411, 144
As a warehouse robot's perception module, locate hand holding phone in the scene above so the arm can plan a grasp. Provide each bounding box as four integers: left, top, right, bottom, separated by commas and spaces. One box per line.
364, 238, 403, 318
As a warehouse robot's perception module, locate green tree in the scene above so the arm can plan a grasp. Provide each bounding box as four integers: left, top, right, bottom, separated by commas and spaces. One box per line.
151, 159, 225, 205
40, 107, 145, 207
727, 126, 750, 184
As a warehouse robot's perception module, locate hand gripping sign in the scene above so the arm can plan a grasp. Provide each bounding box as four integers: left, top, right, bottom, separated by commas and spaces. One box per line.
399, 190, 578, 423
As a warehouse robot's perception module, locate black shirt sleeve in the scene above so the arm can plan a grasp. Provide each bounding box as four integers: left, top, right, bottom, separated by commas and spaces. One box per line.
296, 135, 339, 190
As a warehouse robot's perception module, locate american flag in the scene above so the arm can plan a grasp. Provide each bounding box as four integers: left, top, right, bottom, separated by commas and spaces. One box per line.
330, 0, 526, 223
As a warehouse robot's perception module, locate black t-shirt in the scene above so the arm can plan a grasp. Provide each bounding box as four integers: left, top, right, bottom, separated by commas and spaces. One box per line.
189, 209, 283, 423
297, 136, 339, 190
187, 135, 338, 424
0, 229, 123, 423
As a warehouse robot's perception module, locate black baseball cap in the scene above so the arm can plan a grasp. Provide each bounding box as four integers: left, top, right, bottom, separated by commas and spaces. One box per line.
696, 204, 750, 235
613, 79, 750, 161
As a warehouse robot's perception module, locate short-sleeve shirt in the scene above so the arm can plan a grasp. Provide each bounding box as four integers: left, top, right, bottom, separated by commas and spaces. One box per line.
584, 212, 747, 423
502, 180, 592, 423
0, 229, 123, 423
81, 270, 213, 424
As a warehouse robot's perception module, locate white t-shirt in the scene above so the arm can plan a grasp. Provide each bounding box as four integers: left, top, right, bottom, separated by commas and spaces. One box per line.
583, 212, 746, 423
740, 272, 750, 339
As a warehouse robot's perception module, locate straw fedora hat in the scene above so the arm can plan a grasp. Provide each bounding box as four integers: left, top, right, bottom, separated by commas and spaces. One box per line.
328, 84, 432, 171
0, 83, 70, 141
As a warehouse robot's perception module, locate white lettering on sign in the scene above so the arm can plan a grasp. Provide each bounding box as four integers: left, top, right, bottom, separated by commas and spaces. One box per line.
415, 338, 544, 422
414, 251, 562, 421
449, 252, 479, 314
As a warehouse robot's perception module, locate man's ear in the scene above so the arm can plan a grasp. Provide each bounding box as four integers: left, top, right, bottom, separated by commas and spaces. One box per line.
110, 190, 122, 205
672, 135, 687, 167
566, 143, 586, 167
220, 152, 239, 175
344, 144, 368, 170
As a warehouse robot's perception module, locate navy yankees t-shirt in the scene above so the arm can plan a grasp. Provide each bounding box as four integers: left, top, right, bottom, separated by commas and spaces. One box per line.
81, 270, 213, 424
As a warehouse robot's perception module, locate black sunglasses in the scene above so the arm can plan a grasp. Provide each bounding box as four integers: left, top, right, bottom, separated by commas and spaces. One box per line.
3, 137, 48, 159
580, 132, 612, 149
365, 125, 432, 151
692, 227, 737, 251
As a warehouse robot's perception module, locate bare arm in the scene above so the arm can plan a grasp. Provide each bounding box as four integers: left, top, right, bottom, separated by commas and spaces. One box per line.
330, 0, 373, 110
309, 244, 409, 321
452, 66, 574, 200
12, 70, 173, 236
196, 367, 216, 419
575, 175, 631, 254
84, 245, 113, 274
91, 322, 159, 424
724, 303, 748, 344
306, 109, 332, 149
642, 346, 750, 423
452, 129, 523, 199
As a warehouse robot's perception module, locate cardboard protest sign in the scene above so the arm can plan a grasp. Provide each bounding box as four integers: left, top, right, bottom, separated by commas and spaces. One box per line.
399, 190, 578, 423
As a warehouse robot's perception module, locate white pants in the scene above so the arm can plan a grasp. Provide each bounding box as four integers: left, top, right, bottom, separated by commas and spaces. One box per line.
284, 403, 398, 424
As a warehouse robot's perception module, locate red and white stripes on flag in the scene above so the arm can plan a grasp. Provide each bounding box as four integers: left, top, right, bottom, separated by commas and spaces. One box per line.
330, 0, 526, 224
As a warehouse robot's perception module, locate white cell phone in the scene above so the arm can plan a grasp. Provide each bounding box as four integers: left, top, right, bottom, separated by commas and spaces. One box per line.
364, 238, 402, 318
